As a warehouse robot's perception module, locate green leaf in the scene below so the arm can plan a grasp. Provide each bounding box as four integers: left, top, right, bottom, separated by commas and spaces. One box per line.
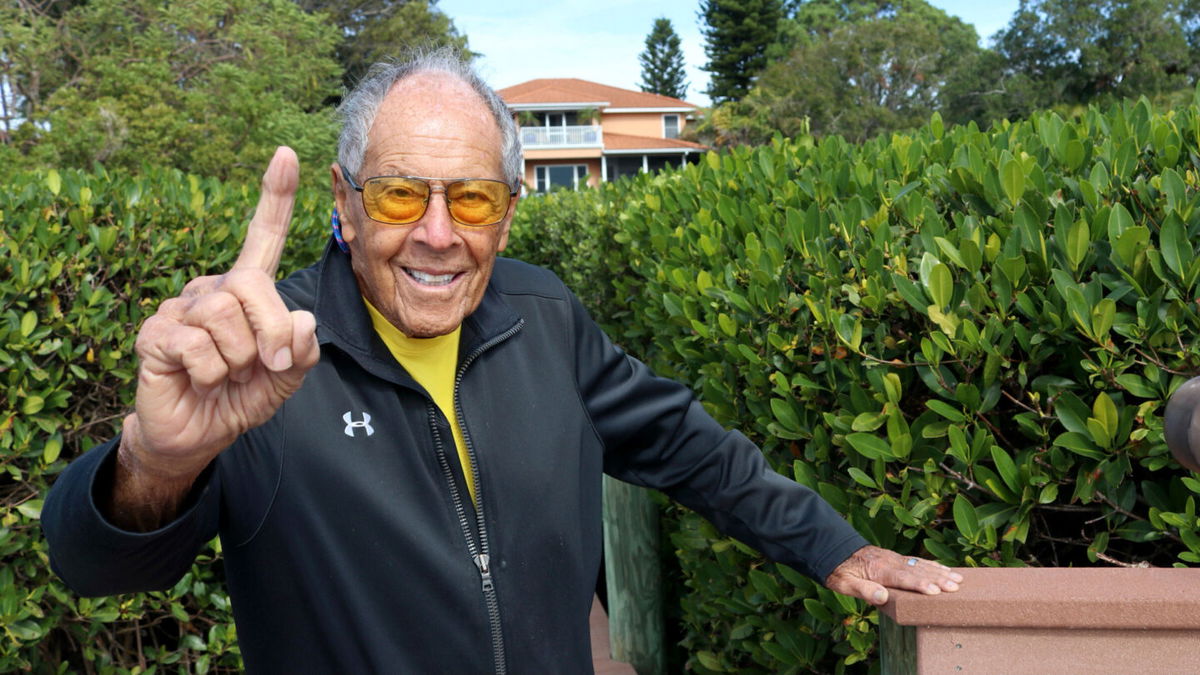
926, 399, 965, 422
1053, 431, 1106, 460
717, 313, 736, 337
696, 651, 722, 670
851, 411, 887, 432
847, 467, 878, 489
22, 396, 45, 415
892, 273, 930, 314
1107, 203, 1134, 241
953, 494, 980, 540
803, 597, 836, 624
17, 499, 43, 520
990, 446, 1020, 493
1065, 218, 1089, 272
1063, 138, 1084, 171
1160, 212, 1192, 279
837, 313, 863, 351
1091, 298, 1115, 342
883, 373, 902, 404
1039, 483, 1059, 504
20, 310, 37, 337
7, 619, 42, 641
1000, 156, 1026, 206
927, 263, 953, 309
770, 398, 801, 432
43, 437, 62, 464
1116, 373, 1157, 399
1092, 393, 1119, 442
845, 432, 893, 460
46, 169, 61, 196
934, 237, 967, 269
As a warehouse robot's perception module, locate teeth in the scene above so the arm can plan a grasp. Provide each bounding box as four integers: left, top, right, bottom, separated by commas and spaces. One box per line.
407, 268, 455, 286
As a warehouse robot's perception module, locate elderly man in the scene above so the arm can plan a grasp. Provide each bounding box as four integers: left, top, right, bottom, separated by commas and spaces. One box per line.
43, 49, 961, 672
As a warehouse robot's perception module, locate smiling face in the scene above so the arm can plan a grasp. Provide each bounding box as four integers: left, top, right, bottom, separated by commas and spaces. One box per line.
332, 72, 517, 338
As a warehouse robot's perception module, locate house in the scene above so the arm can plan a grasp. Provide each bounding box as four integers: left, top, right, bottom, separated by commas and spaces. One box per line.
497, 78, 707, 193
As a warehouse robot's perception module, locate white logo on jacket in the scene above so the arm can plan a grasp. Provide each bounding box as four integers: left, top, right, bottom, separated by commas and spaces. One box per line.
343, 411, 375, 437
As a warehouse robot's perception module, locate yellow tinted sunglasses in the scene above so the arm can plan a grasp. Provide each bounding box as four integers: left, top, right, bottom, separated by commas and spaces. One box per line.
340, 164, 516, 227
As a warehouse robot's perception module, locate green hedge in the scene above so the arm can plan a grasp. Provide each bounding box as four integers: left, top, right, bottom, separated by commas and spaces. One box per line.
6, 93, 1200, 673
508, 96, 1200, 674
0, 165, 331, 672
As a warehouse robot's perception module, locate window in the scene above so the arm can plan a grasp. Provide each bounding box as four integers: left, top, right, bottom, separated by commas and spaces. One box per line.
535, 164, 588, 192
663, 114, 680, 139
538, 111, 579, 127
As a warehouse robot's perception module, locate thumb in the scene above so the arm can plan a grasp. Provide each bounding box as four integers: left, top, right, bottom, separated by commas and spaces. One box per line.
834, 576, 889, 606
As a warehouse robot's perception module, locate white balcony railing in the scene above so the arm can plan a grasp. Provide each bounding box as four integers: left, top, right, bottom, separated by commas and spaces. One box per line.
520, 125, 602, 148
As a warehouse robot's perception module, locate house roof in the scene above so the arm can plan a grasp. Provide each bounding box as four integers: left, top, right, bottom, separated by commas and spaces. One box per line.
498, 79, 697, 110
602, 132, 707, 152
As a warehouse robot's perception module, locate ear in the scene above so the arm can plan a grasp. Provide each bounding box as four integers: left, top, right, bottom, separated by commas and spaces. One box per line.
330, 163, 358, 243
495, 191, 520, 252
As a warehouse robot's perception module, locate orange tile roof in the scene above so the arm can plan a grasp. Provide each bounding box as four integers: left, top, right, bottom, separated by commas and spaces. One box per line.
602, 132, 707, 152
499, 78, 697, 109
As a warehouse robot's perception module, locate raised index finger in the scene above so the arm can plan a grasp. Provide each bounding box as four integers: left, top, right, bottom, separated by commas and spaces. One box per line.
234, 146, 299, 276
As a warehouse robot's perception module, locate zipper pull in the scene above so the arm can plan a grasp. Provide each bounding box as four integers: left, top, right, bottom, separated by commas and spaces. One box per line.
473, 553, 495, 592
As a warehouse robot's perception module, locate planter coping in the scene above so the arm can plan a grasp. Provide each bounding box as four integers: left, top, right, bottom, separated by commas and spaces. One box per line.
880, 567, 1200, 631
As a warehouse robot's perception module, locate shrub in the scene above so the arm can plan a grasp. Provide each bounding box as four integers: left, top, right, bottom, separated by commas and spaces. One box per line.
508, 96, 1200, 673
0, 165, 331, 672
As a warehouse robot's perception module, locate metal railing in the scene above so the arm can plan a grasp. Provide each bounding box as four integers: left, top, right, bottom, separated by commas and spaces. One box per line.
520, 125, 602, 148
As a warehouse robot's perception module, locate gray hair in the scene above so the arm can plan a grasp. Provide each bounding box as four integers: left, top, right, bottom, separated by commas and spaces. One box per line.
336, 46, 522, 190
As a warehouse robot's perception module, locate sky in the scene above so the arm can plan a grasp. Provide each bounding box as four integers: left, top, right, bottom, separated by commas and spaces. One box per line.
437, 0, 1022, 107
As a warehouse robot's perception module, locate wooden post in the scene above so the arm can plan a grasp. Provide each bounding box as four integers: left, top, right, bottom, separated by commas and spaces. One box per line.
601, 476, 665, 675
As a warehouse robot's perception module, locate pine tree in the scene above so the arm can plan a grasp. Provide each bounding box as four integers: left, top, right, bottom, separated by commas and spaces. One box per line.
639, 18, 689, 100
700, 0, 784, 103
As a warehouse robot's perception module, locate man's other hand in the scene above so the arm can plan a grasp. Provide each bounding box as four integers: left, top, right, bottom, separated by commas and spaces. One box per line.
824, 545, 964, 606
108, 147, 320, 530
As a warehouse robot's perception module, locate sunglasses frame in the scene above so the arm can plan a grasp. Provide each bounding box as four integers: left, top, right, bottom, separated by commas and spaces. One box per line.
339, 163, 517, 227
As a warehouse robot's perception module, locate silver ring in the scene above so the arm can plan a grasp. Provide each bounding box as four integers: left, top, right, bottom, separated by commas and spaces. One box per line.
906, 557, 918, 567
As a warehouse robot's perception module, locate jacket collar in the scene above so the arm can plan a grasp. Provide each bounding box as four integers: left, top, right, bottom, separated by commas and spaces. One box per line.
310, 238, 522, 383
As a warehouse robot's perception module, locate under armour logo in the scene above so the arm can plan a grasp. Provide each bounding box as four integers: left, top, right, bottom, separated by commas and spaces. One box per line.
343, 411, 375, 437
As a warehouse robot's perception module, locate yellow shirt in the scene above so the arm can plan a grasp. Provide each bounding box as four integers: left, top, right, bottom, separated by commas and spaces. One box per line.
363, 297, 476, 504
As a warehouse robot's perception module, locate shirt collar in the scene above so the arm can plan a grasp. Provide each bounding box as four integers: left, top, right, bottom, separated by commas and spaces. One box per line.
310, 237, 521, 376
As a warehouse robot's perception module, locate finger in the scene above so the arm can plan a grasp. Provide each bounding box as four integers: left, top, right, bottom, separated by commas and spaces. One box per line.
892, 557, 961, 593
139, 322, 230, 393
234, 146, 299, 277
827, 572, 890, 606
180, 291, 260, 383
218, 268, 295, 372
180, 274, 223, 299
289, 310, 319, 372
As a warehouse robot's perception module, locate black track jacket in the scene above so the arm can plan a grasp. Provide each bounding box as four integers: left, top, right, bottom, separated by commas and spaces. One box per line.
43, 241, 868, 673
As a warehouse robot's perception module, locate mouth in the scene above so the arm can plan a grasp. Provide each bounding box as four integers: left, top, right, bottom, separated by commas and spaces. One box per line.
404, 267, 459, 287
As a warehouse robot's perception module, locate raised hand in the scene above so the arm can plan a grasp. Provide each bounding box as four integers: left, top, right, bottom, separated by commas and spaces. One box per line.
108, 147, 320, 530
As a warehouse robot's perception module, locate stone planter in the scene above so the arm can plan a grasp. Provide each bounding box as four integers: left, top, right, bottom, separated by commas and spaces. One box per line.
879, 567, 1200, 674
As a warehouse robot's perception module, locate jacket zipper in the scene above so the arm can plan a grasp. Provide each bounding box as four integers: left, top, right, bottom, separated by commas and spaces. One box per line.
428, 319, 523, 675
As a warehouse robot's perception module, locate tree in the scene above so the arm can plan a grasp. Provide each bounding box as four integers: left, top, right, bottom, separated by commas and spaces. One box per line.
639, 18, 689, 100
296, 0, 470, 88
0, 0, 342, 183
992, 0, 1195, 114
700, 0, 983, 144
699, 0, 784, 103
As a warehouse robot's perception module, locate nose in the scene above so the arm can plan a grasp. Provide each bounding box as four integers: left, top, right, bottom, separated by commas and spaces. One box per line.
411, 186, 458, 249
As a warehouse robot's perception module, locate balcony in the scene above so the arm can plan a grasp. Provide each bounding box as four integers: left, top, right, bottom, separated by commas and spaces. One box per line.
520, 125, 602, 148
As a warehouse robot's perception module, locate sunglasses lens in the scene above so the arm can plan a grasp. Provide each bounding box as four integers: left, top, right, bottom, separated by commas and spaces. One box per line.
363, 177, 429, 223
447, 180, 511, 226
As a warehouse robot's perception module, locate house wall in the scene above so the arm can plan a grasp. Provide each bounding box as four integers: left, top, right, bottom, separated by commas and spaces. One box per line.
600, 112, 687, 138
523, 148, 603, 160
